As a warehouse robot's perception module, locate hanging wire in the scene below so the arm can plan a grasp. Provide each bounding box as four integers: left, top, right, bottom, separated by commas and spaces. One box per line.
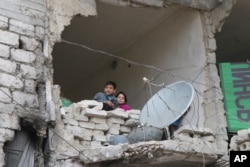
0, 18, 247, 100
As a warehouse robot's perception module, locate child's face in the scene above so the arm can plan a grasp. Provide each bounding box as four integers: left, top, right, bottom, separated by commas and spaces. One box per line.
117, 94, 125, 104
104, 85, 116, 96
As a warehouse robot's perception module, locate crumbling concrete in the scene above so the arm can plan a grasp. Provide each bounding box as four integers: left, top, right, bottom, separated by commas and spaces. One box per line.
201, 0, 236, 156
230, 129, 250, 151
79, 138, 220, 166
167, 0, 224, 10
46, 0, 97, 57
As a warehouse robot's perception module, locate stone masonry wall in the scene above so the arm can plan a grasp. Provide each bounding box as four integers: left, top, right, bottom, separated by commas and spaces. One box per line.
54, 100, 140, 165
0, 0, 48, 166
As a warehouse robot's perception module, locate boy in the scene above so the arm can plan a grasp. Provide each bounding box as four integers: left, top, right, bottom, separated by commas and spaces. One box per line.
93, 81, 118, 111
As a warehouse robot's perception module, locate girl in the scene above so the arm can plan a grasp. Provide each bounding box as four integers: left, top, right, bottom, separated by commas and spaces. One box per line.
116, 91, 131, 111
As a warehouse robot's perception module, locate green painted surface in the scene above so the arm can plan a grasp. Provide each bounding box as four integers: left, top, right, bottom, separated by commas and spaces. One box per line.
219, 62, 250, 132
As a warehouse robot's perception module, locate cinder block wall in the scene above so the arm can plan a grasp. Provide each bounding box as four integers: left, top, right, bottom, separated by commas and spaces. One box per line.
0, 0, 48, 166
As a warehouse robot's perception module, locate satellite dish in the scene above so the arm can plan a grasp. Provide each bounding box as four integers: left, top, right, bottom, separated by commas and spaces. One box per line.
140, 81, 195, 128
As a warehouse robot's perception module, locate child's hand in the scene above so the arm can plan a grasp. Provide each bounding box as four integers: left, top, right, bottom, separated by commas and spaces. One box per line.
106, 101, 115, 109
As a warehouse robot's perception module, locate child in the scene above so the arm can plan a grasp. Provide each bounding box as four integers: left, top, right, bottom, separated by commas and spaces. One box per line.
93, 81, 118, 111
116, 91, 131, 111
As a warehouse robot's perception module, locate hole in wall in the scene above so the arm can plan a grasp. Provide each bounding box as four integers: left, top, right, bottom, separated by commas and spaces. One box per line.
52, 1, 209, 109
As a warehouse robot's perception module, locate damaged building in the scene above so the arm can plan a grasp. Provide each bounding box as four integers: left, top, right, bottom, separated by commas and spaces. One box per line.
0, 0, 249, 166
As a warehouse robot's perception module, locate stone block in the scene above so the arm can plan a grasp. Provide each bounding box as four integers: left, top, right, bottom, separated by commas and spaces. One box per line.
107, 122, 120, 129
35, 26, 45, 39
64, 106, 73, 114
76, 115, 89, 122
11, 48, 36, 64
128, 109, 141, 115
90, 117, 106, 124
81, 128, 93, 136
94, 123, 108, 131
235, 135, 250, 145
237, 129, 250, 137
107, 128, 120, 135
77, 100, 102, 109
0, 15, 8, 29
128, 114, 140, 119
0, 73, 23, 89
79, 122, 95, 129
0, 58, 16, 74
65, 125, 93, 137
91, 141, 102, 147
20, 64, 37, 79
0, 44, 10, 58
80, 140, 91, 147
63, 118, 78, 126
207, 52, 216, 64
61, 130, 74, 142
9, 19, 35, 37
205, 25, 214, 38
78, 134, 92, 141
12, 91, 38, 108
107, 109, 128, 119
84, 108, 107, 118
120, 126, 132, 133
107, 117, 125, 124
0, 114, 20, 130
93, 130, 104, 136
125, 119, 140, 127
24, 80, 36, 93
0, 128, 15, 142
0, 87, 11, 103
230, 135, 239, 151
208, 38, 216, 51
64, 110, 74, 119
93, 135, 107, 142
20, 36, 40, 51
71, 103, 81, 113
0, 102, 15, 114
0, 29, 19, 47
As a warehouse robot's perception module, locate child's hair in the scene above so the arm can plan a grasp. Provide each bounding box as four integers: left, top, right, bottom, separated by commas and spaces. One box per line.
105, 81, 117, 89
116, 91, 128, 103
